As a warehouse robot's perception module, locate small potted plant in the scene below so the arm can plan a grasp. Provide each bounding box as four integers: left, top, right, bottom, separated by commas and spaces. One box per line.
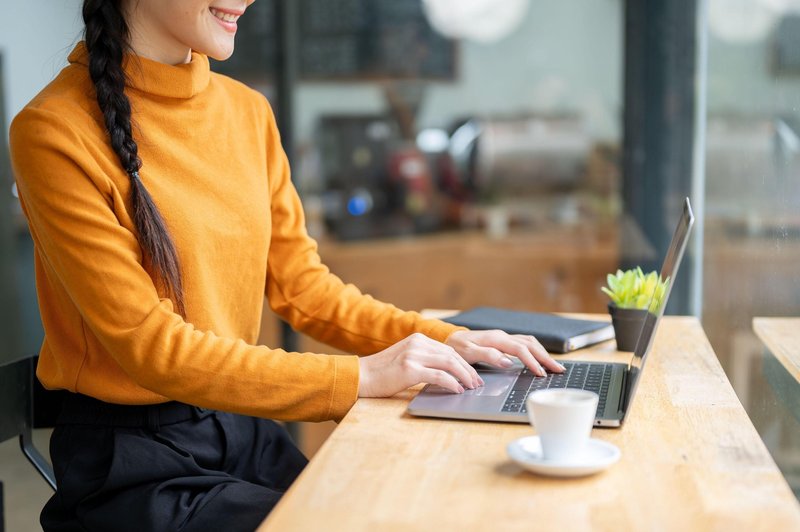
601, 267, 670, 351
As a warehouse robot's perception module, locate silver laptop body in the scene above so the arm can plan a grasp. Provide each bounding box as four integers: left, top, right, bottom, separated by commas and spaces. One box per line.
408, 198, 695, 428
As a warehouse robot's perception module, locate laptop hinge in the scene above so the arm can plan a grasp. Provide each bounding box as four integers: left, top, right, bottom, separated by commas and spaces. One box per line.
617, 368, 630, 416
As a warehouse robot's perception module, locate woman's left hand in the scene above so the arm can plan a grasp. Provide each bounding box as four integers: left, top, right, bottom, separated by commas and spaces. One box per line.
445, 329, 566, 377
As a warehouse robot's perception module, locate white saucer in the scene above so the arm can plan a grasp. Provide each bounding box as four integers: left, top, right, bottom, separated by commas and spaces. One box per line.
506, 436, 621, 478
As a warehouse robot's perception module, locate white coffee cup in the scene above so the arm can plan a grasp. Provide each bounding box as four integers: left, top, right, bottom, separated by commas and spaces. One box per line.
526, 389, 599, 462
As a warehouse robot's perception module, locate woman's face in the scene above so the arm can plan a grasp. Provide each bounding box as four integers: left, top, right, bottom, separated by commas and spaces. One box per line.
124, 0, 256, 64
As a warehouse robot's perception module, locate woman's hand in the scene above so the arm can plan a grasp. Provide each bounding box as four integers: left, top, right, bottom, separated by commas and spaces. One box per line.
444, 329, 566, 377
358, 333, 483, 398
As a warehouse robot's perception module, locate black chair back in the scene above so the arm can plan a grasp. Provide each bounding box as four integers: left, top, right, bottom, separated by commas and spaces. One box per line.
0, 355, 56, 491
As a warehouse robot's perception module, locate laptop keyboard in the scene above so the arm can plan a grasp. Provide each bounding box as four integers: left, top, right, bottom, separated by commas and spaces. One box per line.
500, 362, 612, 415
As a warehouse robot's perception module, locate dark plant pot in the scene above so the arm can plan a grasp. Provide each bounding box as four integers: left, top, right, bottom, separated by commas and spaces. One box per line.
608, 303, 648, 352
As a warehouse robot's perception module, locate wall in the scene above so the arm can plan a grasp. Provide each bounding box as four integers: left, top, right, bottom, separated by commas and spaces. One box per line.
0, 0, 83, 138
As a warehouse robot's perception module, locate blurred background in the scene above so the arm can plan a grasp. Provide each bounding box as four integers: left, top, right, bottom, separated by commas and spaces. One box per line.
1, 0, 800, 529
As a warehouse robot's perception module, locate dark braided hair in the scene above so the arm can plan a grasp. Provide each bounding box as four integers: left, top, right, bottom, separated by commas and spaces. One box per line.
82, 0, 186, 316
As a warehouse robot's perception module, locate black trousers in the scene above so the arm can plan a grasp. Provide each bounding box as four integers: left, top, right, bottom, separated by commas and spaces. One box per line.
41, 394, 308, 532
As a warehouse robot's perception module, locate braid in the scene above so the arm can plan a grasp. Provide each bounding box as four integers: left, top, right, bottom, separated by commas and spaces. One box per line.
82, 0, 186, 316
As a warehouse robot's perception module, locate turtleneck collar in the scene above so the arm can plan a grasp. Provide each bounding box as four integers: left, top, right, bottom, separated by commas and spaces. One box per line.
68, 41, 210, 99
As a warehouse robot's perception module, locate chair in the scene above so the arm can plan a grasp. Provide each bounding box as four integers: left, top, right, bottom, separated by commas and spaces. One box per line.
1, 354, 58, 531
0, 354, 56, 491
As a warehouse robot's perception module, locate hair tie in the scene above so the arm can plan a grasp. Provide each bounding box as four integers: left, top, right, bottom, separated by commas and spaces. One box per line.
129, 170, 140, 180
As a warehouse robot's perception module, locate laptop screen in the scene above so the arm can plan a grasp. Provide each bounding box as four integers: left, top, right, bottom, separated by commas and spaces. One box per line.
621, 198, 695, 415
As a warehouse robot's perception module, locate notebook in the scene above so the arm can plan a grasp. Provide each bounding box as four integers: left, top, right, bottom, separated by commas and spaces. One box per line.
443, 307, 614, 353
408, 197, 695, 427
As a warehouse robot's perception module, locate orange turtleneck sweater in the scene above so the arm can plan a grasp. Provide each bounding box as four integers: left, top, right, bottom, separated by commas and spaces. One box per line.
9, 43, 460, 422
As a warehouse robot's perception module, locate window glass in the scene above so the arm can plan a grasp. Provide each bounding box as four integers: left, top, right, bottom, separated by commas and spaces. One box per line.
704, 0, 800, 499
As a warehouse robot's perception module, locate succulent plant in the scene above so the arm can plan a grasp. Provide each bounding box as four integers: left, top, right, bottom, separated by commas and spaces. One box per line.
601, 267, 670, 312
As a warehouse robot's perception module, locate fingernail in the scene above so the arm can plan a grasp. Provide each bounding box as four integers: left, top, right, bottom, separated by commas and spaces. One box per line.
478, 376, 485, 386
458, 385, 465, 393
500, 357, 514, 368
558, 363, 566, 371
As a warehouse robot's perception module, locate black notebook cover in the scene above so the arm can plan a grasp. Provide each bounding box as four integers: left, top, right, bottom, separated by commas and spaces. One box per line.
443, 307, 615, 353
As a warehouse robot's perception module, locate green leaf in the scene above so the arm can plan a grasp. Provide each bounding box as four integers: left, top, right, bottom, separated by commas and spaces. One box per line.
602, 266, 669, 310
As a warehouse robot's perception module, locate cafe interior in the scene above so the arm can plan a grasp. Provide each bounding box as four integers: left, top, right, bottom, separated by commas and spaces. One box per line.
1, 0, 799, 529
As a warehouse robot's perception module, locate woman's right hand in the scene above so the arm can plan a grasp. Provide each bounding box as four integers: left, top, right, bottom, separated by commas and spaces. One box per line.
357, 333, 484, 397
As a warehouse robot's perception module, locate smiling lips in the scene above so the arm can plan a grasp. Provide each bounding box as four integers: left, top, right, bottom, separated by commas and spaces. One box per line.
210, 7, 242, 30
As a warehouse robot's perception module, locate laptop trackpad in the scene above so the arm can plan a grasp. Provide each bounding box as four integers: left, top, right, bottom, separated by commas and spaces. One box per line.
424, 371, 516, 397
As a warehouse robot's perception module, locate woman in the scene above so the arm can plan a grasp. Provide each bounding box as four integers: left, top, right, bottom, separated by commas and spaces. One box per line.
10, 1, 563, 530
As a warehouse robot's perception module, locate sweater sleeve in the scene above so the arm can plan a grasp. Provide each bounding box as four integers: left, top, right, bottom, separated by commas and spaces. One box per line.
262, 103, 463, 353
10, 106, 358, 422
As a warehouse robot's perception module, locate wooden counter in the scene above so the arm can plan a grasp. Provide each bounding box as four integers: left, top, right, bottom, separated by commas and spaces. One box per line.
259, 317, 800, 531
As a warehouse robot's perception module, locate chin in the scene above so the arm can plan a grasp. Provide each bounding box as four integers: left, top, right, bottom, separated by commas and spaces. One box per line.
207, 50, 235, 61
197, 38, 236, 61
205, 46, 235, 61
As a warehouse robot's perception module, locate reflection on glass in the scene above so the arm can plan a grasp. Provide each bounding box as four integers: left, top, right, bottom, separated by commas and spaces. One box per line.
647, 276, 670, 316
704, 0, 800, 501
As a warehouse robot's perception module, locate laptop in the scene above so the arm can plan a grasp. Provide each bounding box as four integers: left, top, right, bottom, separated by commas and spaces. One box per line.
408, 197, 695, 427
